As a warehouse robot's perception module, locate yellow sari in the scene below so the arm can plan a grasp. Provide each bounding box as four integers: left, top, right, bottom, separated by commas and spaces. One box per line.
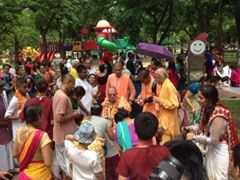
18, 129, 52, 180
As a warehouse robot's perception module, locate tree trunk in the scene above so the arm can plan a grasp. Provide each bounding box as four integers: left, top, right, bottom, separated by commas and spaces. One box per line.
62, 30, 66, 59
13, 33, 19, 64
158, 1, 173, 44
58, 29, 63, 58
217, 0, 223, 54
152, 26, 158, 44
41, 32, 48, 62
233, 1, 240, 46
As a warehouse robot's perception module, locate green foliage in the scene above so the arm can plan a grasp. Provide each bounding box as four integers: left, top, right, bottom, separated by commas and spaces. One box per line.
222, 100, 240, 132
0, 0, 240, 56
115, 0, 174, 44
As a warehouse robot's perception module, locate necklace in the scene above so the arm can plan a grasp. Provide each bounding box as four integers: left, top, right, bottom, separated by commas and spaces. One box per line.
36, 95, 46, 100
136, 141, 153, 148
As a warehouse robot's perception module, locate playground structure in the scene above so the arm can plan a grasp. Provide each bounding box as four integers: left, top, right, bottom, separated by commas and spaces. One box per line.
94, 20, 117, 52
20, 20, 135, 63
94, 20, 135, 63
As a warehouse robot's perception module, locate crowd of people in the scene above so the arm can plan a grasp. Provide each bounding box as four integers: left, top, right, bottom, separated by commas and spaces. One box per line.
203, 49, 240, 87
0, 51, 240, 180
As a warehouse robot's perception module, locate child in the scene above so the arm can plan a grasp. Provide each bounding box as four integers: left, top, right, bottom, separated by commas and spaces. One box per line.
64, 122, 104, 180
114, 108, 138, 152
71, 86, 85, 111
116, 112, 170, 179
70, 86, 85, 125
5, 78, 29, 140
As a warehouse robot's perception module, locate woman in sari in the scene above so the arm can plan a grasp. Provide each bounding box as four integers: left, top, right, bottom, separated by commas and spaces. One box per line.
114, 108, 138, 152
184, 85, 238, 179
12, 104, 52, 179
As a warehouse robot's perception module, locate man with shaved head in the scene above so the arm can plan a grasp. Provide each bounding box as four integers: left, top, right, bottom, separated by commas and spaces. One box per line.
106, 62, 136, 102
101, 86, 131, 180
153, 68, 180, 144
52, 74, 80, 179
102, 86, 131, 121
136, 68, 158, 116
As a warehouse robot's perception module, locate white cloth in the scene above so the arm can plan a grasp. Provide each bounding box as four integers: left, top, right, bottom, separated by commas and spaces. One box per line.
4, 96, 26, 140
65, 59, 72, 71
64, 140, 102, 180
75, 78, 93, 112
216, 65, 231, 78
193, 116, 229, 179
9, 68, 16, 76
53, 144, 71, 177
217, 65, 231, 86
52, 149, 62, 179
1, 90, 8, 108
87, 67, 96, 75
0, 141, 14, 171
205, 141, 229, 180
56, 78, 62, 89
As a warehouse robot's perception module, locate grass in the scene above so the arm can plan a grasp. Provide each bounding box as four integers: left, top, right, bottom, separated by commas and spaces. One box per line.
224, 50, 237, 58
222, 99, 240, 135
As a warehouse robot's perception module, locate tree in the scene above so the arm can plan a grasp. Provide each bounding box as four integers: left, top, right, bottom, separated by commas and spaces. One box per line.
116, 0, 174, 44
216, 0, 224, 54
0, 0, 23, 62
174, 0, 217, 40
230, 0, 240, 46
23, 0, 63, 60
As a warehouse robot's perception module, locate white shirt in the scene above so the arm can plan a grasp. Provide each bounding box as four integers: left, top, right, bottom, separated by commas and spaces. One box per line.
217, 65, 231, 78
64, 140, 102, 180
9, 68, 16, 76
75, 78, 93, 112
4, 96, 26, 140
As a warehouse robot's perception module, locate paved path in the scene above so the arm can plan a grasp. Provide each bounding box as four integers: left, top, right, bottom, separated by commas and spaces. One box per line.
218, 87, 240, 99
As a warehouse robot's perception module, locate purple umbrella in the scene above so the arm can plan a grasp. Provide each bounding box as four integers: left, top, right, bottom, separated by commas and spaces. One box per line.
135, 42, 173, 59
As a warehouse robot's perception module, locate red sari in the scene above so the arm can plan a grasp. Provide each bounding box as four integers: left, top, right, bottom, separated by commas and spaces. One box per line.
18, 129, 52, 180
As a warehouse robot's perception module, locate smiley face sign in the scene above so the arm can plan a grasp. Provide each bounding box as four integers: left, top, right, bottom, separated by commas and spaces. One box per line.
190, 40, 206, 56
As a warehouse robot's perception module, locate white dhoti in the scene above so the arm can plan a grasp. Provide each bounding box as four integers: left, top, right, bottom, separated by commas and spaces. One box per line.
0, 141, 14, 171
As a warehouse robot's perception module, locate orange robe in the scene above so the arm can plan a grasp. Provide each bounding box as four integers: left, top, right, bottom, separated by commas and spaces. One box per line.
106, 74, 136, 101
101, 96, 131, 126
156, 78, 180, 144
137, 77, 158, 116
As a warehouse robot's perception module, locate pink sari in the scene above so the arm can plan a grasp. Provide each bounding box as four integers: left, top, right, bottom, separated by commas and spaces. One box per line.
18, 129, 52, 180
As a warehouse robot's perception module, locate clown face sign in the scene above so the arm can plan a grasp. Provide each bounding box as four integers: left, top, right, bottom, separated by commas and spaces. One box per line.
190, 40, 206, 56
189, 33, 208, 56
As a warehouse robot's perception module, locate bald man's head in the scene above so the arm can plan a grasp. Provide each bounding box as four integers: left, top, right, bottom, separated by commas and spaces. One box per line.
114, 61, 124, 69
114, 61, 124, 77
138, 68, 151, 84
107, 86, 118, 103
62, 74, 75, 84
61, 74, 75, 95
154, 68, 168, 85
